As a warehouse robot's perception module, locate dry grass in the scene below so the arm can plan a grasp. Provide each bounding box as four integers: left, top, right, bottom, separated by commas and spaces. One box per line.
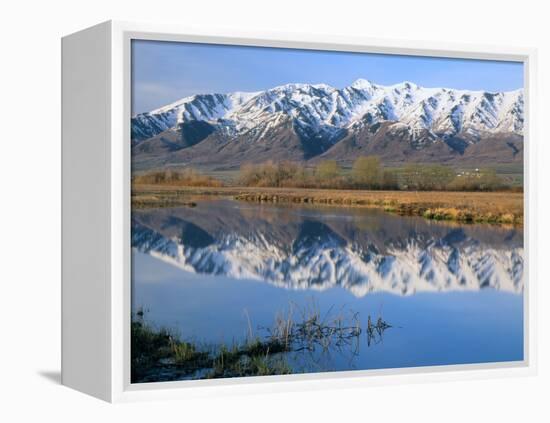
133, 168, 224, 188
131, 184, 523, 225
131, 193, 198, 209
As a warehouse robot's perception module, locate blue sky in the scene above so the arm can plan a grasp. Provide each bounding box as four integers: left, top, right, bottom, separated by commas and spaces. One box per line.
132, 39, 524, 114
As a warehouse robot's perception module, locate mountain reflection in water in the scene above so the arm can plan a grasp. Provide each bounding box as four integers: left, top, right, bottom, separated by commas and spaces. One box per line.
131, 199, 523, 297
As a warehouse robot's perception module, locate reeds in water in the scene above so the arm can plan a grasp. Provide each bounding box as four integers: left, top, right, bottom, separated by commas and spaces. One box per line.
131, 301, 392, 383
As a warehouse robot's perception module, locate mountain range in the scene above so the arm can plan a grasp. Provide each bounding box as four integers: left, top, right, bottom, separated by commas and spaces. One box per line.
131, 79, 524, 170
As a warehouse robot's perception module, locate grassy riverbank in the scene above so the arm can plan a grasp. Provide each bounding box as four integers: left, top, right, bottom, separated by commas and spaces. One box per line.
132, 302, 378, 383
132, 184, 523, 225
131, 319, 292, 383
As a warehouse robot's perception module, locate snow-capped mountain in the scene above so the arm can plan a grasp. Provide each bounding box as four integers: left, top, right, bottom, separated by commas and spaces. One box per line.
132, 91, 260, 141
131, 203, 524, 297
133, 79, 523, 141
131, 79, 523, 169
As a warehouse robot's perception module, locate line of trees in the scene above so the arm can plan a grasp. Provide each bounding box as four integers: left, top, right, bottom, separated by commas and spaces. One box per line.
132, 158, 513, 192
238, 157, 510, 191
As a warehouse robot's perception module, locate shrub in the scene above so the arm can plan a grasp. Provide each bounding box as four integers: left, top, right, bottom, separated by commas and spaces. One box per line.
381, 169, 400, 190
315, 160, 340, 182
239, 161, 309, 187
351, 156, 383, 188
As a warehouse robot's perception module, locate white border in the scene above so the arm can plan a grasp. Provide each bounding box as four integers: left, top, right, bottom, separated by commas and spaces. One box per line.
109, 20, 537, 403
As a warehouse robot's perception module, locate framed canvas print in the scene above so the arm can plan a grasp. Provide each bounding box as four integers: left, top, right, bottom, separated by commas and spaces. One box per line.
61, 21, 537, 402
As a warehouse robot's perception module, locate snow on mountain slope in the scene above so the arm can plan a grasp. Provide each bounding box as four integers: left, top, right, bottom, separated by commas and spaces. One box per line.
131, 91, 259, 142
131, 79, 524, 144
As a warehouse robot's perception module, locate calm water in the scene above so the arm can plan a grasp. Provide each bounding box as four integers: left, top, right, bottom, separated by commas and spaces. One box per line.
131, 199, 524, 378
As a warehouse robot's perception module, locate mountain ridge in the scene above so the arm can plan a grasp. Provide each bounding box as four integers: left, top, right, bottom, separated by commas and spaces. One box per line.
131, 79, 524, 170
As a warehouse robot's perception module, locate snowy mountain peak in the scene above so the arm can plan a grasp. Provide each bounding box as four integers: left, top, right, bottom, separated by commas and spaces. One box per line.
393, 80, 419, 90
131, 78, 524, 153
350, 78, 376, 90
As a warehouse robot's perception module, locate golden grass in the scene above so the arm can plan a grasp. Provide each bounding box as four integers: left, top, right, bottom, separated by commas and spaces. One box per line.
133, 169, 223, 188
131, 193, 197, 209
132, 184, 523, 225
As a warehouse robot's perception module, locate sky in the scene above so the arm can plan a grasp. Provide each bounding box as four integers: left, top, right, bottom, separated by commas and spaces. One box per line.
131, 39, 524, 114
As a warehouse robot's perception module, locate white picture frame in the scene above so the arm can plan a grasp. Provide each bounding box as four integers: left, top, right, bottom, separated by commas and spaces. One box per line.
61, 20, 538, 403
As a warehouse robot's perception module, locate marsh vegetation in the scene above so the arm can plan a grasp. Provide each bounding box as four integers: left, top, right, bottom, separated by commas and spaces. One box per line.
131, 302, 391, 383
